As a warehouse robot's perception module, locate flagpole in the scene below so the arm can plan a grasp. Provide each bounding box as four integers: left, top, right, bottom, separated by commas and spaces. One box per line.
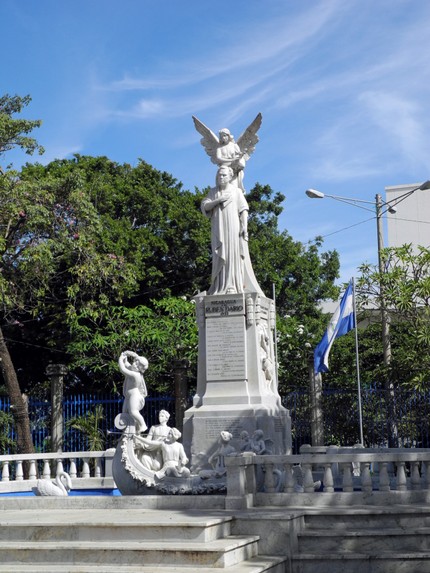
353, 277, 364, 445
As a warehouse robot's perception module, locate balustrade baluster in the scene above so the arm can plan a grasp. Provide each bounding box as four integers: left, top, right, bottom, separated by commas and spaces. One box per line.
95, 458, 102, 478
341, 463, 353, 492
379, 462, 390, 492
396, 461, 407, 491
56, 460, 64, 475
303, 463, 315, 493
28, 460, 37, 480
263, 463, 276, 493
15, 461, 23, 481
283, 463, 295, 493
69, 459, 77, 479
82, 458, 90, 478
361, 462, 372, 492
2, 461, 9, 482
411, 461, 421, 490
42, 460, 51, 479
323, 463, 334, 493
422, 461, 430, 490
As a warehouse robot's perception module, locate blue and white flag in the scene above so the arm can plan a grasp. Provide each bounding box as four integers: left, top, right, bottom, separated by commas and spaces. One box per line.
314, 280, 355, 373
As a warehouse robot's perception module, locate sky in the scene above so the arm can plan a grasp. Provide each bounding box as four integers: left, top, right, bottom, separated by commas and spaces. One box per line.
2, 0, 430, 289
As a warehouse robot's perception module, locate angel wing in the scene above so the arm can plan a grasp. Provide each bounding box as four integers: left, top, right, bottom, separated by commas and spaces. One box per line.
192, 116, 219, 165
236, 113, 262, 159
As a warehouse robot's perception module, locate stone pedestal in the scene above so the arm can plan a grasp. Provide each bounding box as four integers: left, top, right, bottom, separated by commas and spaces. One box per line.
183, 292, 292, 466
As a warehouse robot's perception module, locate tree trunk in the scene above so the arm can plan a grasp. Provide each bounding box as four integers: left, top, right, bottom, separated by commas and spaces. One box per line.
0, 326, 35, 454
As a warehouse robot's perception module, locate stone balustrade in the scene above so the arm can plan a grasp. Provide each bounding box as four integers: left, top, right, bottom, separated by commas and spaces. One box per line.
0, 449, 115, 493
225, 451, 430, 509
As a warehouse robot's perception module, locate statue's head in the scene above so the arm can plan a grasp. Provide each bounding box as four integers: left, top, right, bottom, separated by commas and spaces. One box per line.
219, 128, 233, 144
220, 431, 232, 442
216, 165, 233, 187
135, 355, 149, 373
159, 410, 170, 422
169, 427, 181, 441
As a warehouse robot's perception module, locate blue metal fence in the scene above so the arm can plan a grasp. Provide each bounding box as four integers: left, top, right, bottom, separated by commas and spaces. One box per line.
0, 393, 176, 453
2, 386, 430, 454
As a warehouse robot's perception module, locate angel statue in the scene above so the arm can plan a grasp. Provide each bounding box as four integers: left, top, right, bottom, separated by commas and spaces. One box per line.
192, 113, 262, 194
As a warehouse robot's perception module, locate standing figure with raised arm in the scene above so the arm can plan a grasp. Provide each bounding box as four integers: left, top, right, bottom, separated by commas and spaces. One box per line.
118, 350, 148, 433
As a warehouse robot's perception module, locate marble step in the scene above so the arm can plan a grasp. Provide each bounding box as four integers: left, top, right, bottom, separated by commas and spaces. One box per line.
304, 508, 430, 530
0, 510, 232, 543
299, 526, 430, 553
0, 556, 287, 573
0, 536, 260, 568
294, 552, 430, 573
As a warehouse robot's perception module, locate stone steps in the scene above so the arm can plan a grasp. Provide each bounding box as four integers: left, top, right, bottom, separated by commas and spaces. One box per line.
299, 526, 430, 553
0, 510, 232, 543
0, 537, 260, 567
294, 507, 430, 573
295, 552, 430, 573
0, 505, 287, 572
0, 556, 287, 573
303, 507, 430, 530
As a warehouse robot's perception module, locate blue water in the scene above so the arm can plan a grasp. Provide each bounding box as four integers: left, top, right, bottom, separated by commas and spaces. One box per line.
0, 488, 122, 497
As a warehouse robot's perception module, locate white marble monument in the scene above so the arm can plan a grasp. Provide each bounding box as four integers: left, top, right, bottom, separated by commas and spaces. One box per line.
183, 115, 292, 469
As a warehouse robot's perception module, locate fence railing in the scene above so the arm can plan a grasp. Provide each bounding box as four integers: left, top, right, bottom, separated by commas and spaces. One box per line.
283, 385, 430, 452
2, 385, 430, 454
0, 450, 115, 492
225, 449, 430, 509
0, 393, 176, 453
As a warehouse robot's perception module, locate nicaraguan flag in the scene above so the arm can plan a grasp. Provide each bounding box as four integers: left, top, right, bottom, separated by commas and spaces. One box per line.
314, 280, 355, 373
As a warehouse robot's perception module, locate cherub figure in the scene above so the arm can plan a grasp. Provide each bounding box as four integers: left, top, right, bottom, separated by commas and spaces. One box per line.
192, 113, 262, 194
208, 431, 237, 477
136, 410, 171, 471
118, 350, 148, 433
134, 428, 190, 479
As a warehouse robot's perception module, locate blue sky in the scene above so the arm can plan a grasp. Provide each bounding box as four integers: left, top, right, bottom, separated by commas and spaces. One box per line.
2, 0, 430, 288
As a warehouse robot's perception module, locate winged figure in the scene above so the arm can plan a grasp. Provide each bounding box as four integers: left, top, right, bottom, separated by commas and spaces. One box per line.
192, 113, 262, 193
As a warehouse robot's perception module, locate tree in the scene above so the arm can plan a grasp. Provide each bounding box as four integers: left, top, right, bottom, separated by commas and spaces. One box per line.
68, 297, 198, 393
0, 94, 44, 159
357, 244, 430, 391
0, 94, 44, 454
4, 154, 340, 406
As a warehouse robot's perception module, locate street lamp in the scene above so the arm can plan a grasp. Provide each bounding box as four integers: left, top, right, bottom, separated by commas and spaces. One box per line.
306, 180, 430, 446
305, 180, 430, 365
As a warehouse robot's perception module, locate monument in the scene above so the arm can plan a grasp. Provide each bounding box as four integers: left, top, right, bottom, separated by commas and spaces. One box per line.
183, 114, 292, 468
112, 114, 291, 494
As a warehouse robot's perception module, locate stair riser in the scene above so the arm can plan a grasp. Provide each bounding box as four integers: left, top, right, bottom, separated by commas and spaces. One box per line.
299, 533, 430, 553
0, 522, 231, 543
0, 543, 259, 567
294, 557, 430, 573
305, 514, 430, 530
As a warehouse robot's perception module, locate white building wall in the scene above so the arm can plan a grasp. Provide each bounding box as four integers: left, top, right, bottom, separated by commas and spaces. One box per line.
385, 183, 430, 248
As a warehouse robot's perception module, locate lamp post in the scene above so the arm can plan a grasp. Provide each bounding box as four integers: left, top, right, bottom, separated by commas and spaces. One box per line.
306, 180, 430, 446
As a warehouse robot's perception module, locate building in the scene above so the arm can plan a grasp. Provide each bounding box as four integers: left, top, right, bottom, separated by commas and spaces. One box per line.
385, 183, 430, 249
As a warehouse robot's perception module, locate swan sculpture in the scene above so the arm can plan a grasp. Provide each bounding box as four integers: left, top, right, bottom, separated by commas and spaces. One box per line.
33, 471, 72, 496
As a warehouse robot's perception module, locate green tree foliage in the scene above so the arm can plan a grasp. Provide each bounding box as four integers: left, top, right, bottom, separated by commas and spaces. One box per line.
0, 94, 44, 159
6, 156, 339, 397
68, 297, 198, 393
357, 244, 430, 391
66, 404, 105, 451
0, 94, 45, 454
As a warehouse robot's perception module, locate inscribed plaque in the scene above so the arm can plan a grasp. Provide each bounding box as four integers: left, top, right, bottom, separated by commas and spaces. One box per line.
206, 316, 246, 380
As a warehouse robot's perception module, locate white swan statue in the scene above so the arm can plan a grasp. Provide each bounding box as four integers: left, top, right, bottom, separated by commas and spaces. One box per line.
33, 471, 72, 496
